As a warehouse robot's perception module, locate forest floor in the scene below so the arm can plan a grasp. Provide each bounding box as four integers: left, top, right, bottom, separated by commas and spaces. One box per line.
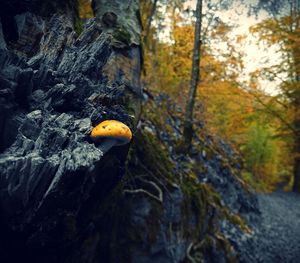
239, 191, 300, 263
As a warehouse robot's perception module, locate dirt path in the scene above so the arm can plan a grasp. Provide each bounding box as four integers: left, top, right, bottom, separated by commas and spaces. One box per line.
238, 192, 300, 263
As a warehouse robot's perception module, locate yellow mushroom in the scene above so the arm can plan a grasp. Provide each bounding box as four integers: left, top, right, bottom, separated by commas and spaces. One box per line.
90, 120, 132, 153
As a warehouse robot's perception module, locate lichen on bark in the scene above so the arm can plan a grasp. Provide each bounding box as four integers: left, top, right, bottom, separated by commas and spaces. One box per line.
91, 0, 141, 47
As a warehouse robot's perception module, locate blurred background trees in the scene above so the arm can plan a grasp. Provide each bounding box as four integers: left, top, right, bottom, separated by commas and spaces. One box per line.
78, 0, 298, 192
250, 0, 300, 191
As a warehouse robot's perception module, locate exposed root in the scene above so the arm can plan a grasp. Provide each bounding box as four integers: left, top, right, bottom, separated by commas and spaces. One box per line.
186, 241, 204, 263
123, 179, 163, 203
123, 188, 162, 203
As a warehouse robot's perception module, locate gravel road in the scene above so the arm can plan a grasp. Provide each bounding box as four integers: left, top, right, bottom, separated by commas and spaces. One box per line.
237, 191, 300, 263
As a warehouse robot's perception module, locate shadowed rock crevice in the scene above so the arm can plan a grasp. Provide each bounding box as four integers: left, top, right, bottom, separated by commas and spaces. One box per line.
0, 0, 142, 262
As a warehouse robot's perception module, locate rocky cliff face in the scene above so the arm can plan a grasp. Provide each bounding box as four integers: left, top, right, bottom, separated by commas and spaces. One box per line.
0, 1, 258, 262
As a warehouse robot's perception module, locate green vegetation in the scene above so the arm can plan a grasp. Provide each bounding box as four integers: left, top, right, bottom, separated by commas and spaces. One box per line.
74, 17, 84, 35
113, 99, 251, 261
241, 123, 278, 191
112, 26, 132, 47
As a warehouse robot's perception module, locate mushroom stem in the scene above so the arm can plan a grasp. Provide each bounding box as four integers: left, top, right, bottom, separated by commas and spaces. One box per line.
98, 138, 117, 154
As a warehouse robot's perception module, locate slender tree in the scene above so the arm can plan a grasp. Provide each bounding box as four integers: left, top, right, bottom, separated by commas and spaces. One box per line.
143, 0, 158, 44
182, 0, 203, 151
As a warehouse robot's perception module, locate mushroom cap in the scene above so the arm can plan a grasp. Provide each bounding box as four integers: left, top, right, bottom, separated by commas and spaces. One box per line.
90, 120, 132, 146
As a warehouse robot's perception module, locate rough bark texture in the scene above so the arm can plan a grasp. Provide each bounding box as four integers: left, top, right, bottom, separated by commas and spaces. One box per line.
0, 1, 260, 263
183, 0, 203, 152
0, 0, 142, 262
91, 0, 141, 47
143, 0, 158, 45
291, 9, 300, 192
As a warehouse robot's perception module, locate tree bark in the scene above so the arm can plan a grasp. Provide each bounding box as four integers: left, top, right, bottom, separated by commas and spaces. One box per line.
91, 0, 142, 123
290, 2, 300, 192
91, 0, 141, 46
182, 0, 203, 152
0, 0, 142, 262
143, 0, 158, 45
292, 72, 300, 192
293, 139, 300, 192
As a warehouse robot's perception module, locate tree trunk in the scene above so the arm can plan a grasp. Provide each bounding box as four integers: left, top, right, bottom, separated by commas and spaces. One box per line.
291, 4, 300, 192
91, 0, 142, 123
182, 0, 203, 152
293, 151, 300, 192
0, 0, 142, 262
143, 0, 158, 45
292, 69, 300, 192
91, 0, 141, 47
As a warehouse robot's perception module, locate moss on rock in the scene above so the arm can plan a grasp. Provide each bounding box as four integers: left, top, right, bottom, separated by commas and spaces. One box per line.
112, 26, 132, 47
84, 113, 249, 262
